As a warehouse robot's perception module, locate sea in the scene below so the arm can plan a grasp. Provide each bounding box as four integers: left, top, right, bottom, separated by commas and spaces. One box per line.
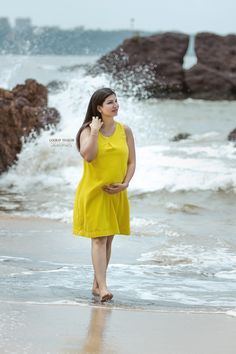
0, 54, 236, 315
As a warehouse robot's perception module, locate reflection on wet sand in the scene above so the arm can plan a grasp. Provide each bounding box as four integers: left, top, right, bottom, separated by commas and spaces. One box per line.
63, 306, 116, 354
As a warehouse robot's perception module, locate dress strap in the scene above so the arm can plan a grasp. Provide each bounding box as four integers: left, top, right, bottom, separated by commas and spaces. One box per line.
117, 121, 127, 139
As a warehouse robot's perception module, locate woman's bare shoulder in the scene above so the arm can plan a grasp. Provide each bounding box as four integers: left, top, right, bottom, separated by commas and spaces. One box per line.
80, 126, 91, 138
123, 124, 133, 136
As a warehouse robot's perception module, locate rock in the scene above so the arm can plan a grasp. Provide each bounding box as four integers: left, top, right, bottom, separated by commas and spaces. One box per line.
170, 133, 191, 142
0, 79, 60, 174
185, 63, 234, 100
195, 33, 236, 73
0, 88, 14, 100
91, 32, 189, 99
185, 33, 236, 100
12, 79, 48, 106
89, 31, 236, 100
228, 128, 236, 141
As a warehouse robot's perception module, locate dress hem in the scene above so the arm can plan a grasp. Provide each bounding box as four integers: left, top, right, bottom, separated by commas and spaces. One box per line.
72, 228, 130, 238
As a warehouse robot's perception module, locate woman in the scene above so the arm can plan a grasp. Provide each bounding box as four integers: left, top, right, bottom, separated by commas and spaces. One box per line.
73, 88, 136, 302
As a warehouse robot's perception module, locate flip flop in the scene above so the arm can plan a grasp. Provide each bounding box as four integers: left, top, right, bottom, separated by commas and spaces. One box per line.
101, 293, 113, 302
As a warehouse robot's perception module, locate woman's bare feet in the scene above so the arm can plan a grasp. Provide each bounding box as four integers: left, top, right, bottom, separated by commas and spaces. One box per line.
92, 287, 113, 302
100, 288, 113, 302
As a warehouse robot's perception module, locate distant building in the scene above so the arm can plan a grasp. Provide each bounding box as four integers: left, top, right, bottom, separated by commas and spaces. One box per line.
0, 17, 11, 27
0, 17, 11, 33
0, 17, 11, 44
15, 18, 32, 32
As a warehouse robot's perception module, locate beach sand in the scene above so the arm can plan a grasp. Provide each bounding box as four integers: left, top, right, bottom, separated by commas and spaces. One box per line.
1, 213, 236, 354
1, 302, 236, 354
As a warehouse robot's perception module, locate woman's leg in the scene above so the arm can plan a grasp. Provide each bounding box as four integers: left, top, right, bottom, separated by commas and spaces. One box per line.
92, 235, 114, 293
106, 235, 114, 266
92, 235, 114, 298
91, 236, 113, 301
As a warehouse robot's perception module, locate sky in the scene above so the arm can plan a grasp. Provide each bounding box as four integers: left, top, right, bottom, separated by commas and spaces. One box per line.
1, 0, 235, 34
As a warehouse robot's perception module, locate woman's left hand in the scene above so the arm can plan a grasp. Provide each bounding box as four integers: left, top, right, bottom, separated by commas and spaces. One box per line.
102, 183, 128, 194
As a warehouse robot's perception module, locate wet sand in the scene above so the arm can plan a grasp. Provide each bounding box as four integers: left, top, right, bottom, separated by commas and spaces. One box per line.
0, 213, 142, 264
1, 302, 236, 354
1, 213, 236, 353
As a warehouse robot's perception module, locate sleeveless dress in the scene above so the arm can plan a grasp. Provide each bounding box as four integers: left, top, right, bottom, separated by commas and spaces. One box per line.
72, 121, 130, 238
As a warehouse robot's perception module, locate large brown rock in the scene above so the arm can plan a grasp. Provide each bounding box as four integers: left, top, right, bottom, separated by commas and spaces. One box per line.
92, 32, 189, 98
185, 33, 236, 100
0, 79, 60, 174
91, 31, 236, 100
195, 33, 236, 72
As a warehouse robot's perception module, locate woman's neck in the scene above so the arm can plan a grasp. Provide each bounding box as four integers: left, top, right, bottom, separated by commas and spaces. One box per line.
101, 117, 115, 128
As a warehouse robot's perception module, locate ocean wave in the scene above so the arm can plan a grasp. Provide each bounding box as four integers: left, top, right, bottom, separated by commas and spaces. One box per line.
2, 256, 236, 308
138, 244, 236, 274
131, 144, 236, 194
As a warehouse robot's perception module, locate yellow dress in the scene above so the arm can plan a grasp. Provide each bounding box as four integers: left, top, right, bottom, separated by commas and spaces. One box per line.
72, 121, 130, 238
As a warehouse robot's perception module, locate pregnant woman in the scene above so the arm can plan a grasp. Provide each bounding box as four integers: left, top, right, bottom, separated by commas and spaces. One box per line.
73, 88, 136, 302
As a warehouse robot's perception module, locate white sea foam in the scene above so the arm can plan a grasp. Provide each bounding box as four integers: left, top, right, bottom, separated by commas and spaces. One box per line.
226, 309, 236, 317
132, 144, 236, 194
215, 270, 236, 280
137, 244, 236, 284
0, 255, 32, 262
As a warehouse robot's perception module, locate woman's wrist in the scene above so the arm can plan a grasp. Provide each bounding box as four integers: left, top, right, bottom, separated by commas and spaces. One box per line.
90, 129, 99, 137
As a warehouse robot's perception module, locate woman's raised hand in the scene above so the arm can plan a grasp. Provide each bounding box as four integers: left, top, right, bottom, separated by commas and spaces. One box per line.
89, 116, 103, 135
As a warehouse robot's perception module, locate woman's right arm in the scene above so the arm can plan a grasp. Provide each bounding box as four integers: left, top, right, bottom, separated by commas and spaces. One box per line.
79, 117, 103, 162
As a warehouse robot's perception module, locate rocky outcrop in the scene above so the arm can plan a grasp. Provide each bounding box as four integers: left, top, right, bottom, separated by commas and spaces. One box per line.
92, 32, 189, 99
91, 31, 236, 100
0, 79, 60, 174
184, 33, 236, 100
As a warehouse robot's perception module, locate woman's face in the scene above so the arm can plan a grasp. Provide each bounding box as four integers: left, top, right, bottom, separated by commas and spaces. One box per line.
98, 94, 119, 118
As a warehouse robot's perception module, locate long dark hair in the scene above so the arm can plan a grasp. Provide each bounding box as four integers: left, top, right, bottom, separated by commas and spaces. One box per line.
76, 87, 116, 151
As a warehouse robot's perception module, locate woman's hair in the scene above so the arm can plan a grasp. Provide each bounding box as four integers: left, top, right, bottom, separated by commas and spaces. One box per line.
76, 87, 116, 151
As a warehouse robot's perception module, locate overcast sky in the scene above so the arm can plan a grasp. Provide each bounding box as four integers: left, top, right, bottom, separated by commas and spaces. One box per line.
2, 0, 235, 34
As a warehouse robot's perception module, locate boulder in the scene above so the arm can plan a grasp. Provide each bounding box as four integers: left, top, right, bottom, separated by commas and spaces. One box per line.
12, 79, 48, 106
185, 33, 236, 100
195, 33, 236, 73
0, 79, 60, 174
